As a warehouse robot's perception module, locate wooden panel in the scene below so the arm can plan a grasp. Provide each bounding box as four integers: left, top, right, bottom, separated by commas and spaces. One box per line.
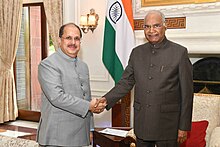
112, 93, 131, 127
134, 17, 186, 30
18, 109, 40, 122
112, 103, 126, 127
93, 128, 135, 147
121, 93, 131, 127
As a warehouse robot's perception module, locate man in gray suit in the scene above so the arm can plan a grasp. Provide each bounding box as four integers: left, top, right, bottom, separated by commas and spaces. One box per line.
37, 23, 105, 147
99, 10, 193, 147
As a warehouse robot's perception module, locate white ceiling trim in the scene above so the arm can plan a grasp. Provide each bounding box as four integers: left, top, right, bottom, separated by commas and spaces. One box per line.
133, 0, 220, 18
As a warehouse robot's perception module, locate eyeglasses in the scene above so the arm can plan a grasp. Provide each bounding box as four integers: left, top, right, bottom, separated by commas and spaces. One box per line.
143, 24, 163, 30
62, 36, 81, 42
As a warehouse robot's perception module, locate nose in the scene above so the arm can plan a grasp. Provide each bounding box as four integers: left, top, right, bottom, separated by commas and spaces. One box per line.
149, 26, 156, 32
71, 39, 76, 43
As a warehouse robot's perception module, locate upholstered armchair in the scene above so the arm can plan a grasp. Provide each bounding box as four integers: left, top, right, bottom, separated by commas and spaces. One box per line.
192, 93, 220, 147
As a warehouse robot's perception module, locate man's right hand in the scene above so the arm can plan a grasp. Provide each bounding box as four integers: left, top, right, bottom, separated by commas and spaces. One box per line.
89, 97, 107, 113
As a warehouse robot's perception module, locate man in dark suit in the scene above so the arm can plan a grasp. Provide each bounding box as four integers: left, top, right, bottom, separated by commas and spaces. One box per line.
99, 10, 193, 147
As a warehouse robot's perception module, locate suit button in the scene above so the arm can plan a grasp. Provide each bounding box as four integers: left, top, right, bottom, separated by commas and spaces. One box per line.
148, 76, 153, 80
146, 104, 151, 107
152, 50, 156, 54
146, 90, 151, 94
150, 64, 154, 67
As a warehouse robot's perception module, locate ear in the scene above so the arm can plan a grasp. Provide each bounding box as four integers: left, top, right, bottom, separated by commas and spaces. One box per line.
164, 22, 167, 30
165, 26, 167, 30
58, 37, 61, 45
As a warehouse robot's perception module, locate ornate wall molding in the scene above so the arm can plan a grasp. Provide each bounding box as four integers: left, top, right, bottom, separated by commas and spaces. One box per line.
90, 71, 109, 82
133, 0, 220, 18
91, 89, 109, 97
134, 19, 144, 30
166, 17, 186, 29
134, 31, 220, 54
134, 17, 186, 30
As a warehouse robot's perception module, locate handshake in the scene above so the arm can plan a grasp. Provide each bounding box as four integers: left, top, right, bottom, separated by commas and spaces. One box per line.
89, 97, 107, 114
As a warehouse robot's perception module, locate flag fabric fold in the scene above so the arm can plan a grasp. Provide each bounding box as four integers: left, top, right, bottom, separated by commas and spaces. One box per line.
102, 0, 135, 83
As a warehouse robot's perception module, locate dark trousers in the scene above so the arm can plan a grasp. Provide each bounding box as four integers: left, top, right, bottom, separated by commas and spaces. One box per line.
136, 137, 179, 147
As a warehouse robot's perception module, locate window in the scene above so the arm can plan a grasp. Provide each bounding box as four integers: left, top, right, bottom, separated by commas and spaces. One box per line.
15, 3, 48, 112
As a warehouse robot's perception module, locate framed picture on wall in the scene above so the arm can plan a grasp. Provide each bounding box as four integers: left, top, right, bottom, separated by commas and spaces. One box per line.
141, 0, 220, 7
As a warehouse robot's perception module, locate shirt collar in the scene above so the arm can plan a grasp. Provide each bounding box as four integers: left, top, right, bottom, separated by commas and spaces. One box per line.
57, 48, 78, 62
149, 37, 168, 49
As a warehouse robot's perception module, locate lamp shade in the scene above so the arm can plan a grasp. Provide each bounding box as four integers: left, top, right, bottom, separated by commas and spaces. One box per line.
88, 15, 96, 25
80, 15, 87, 26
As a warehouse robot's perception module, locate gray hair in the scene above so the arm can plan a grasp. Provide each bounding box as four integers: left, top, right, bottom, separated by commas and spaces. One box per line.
144, 10, 166, 24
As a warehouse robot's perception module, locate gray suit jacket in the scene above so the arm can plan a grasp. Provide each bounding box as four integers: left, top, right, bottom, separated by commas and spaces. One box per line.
105, 37, 193, 141
37, 48, 93, 146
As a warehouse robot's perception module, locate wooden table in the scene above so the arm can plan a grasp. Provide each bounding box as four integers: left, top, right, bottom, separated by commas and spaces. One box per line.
93, 127, 135, 147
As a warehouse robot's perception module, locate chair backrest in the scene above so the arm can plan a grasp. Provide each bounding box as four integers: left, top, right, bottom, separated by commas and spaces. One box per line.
192, 93, 220, 145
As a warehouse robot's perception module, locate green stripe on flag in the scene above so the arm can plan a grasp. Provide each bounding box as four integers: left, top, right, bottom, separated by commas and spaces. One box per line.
102, 19, 123, 84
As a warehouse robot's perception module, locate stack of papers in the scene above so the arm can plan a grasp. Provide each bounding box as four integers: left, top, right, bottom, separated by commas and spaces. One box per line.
0, 130, 31, 138
99, 128, 128, 137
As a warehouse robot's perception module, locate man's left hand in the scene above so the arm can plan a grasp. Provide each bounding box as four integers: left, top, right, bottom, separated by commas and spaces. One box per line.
177, 129, 187, 144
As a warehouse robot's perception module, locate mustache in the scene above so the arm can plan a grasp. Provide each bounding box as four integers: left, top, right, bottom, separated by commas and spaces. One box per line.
67, 44, 77, 48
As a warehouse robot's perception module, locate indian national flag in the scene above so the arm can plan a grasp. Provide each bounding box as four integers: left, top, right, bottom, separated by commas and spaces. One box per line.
102, 0, 135, 84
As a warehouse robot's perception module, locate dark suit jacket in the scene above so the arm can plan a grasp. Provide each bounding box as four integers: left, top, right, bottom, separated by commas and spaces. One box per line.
105, 37, 193, 141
